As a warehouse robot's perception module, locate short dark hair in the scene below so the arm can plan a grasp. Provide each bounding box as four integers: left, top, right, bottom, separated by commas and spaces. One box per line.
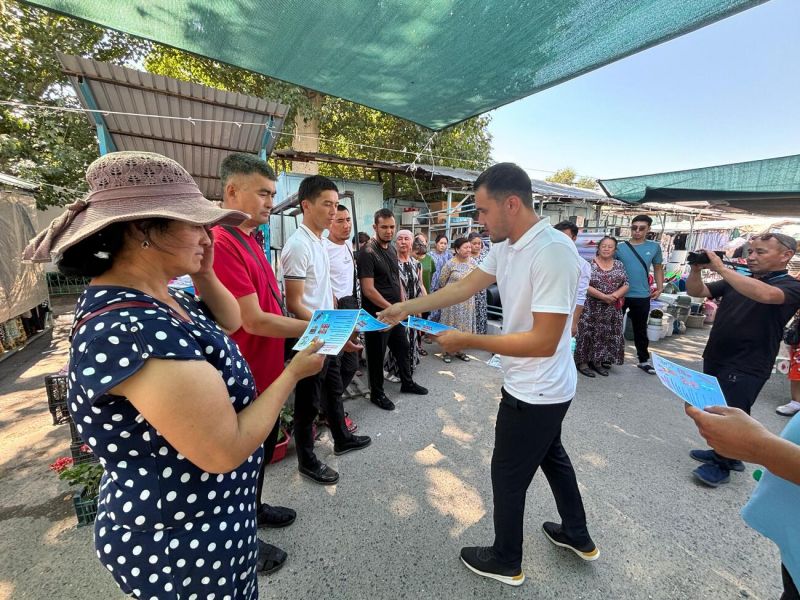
336, 204, 349, 212
553, 220, 579, 236
298, 175, 338, 207
435, 233, 448, 243
374, 208, 394, 224
631, 214, 653, 227
473, 163, 533, 209
452, 236, 470, 250
219, 153, 276, 187
596, 236, 618, 255
358, 232, 370, 244
467, 232, 482, 241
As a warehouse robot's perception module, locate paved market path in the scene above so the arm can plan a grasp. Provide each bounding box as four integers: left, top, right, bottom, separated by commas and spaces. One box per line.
0, 317, 788, 599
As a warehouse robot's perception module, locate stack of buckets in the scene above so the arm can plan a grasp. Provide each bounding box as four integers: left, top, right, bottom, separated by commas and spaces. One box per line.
647, 314, 673, 342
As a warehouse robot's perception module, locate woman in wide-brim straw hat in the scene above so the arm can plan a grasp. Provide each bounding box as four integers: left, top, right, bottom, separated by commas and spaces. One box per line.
25, 152, 323, 600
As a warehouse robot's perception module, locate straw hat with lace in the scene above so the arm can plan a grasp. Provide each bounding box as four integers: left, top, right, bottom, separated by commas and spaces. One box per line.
23, 151, 248, 262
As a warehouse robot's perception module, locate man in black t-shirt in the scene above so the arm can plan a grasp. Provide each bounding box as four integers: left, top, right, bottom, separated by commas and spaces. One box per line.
686, 233, 800, 487
357, 208, 428, 410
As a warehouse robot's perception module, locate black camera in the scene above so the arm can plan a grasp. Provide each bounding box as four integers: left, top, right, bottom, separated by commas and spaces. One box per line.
686, 250, 725, 265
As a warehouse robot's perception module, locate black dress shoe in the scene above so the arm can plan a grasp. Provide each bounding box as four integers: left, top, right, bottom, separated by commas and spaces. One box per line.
334, 434, 372, 456
298, 462, 339, 485
256, 540, 287, 575
370, 393, 395, 411
400, 381, 428, 395
256, 503, 296, 529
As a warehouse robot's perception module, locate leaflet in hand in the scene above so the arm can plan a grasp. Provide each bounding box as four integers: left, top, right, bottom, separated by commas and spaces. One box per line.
293, 310, 360, 355
401, 316, 455, 335
355, 309, 393, 332
651, 353, 727, 410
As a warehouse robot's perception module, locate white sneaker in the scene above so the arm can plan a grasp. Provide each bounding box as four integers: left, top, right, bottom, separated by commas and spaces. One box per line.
776, 401, 800, 417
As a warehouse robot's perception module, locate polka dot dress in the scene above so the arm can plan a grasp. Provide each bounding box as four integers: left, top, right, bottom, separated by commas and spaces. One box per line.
68, 286, 263, 600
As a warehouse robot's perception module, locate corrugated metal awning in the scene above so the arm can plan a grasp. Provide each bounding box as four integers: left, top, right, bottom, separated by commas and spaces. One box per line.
272, 149, 607, 202
402, 163, 607, 201
59, 53, 290, 199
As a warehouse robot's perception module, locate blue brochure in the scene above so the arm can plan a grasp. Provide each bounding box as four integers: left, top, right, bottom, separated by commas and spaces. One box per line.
293, 310, 360, 355
402, 316, 455, 335
651, 353, 728, 409
355, 309, 393, 332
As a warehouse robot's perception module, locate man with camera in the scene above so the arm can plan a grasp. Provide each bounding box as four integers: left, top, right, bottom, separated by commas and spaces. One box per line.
686, 233, 800, 487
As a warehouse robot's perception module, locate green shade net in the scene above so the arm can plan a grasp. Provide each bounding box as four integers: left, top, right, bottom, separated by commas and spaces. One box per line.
599, 154, 800, 216
23, 0, 765, 130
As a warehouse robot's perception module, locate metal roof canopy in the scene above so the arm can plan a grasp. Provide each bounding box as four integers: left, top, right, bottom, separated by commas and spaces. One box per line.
273, 149, 608, 202
26, 1, 765, 130
59, 54, 290, 199
599, 154, 800, 217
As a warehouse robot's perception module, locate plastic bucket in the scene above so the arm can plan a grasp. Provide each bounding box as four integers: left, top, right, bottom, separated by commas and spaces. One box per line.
647, 324, 662, 342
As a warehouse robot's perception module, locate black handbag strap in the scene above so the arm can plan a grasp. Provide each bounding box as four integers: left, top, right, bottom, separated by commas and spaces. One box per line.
223, 226, 288, 317
624, 241, 650, 277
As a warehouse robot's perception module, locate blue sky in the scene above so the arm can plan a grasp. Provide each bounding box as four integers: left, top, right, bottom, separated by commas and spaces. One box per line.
487, 0, 800, 181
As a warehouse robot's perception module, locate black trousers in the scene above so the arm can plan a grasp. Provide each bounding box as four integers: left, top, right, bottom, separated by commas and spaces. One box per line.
491, 389, 589, 568
622, 296, 651, 363
255, 420, 280, 505
703, 361, 768, 415
339, 350, 359, 392
782, 563, 800, 600
294, 354, 351, 468
364, 326, 413, 396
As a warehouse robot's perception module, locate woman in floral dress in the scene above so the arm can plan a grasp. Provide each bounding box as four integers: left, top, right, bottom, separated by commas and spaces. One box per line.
575, 236, 629, 377
437, 237, 476, 363
468, 232, 489, 334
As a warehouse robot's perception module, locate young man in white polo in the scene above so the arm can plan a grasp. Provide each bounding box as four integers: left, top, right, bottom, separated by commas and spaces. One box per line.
281, 175, 371, 485
379, 163, 598, 586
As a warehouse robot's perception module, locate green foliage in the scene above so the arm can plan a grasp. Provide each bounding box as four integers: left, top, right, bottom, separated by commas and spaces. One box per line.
0, 0, 149, 207
277, 405, 294, 442
546, 167, 598, 190
546, 167, 577, 185
58, 461, 104, 498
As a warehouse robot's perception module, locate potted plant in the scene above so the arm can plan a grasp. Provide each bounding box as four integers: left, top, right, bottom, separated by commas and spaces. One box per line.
50, 446, 104, 526
270, 406, 294, 464
648, 309, 664, 325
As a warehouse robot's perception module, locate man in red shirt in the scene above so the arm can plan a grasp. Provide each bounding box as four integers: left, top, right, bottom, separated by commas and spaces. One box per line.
212, 153, 309, 575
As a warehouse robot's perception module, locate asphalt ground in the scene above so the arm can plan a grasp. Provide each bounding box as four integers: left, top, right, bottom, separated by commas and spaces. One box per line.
0, 316, 790, 599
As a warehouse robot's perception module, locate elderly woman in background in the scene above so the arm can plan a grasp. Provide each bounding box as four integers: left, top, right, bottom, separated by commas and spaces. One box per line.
437, 237, 476, 363
468, 231, 489, 334
24, 152, 324, 600
574, 236, 629, 377
386, 229, 428, 375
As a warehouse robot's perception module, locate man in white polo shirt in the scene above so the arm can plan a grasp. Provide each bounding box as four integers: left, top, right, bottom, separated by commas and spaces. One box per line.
282, 175, 371, 485
379, 163, 598, 586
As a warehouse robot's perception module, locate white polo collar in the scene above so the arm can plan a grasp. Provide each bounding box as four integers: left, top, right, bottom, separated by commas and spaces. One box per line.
508, 217, 551, 252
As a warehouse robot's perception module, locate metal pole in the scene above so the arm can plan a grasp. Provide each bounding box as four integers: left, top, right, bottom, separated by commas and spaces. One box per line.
445, 189, 452, 242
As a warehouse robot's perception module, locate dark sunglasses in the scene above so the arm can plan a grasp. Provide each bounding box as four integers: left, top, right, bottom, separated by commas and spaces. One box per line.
755, 233, 797, 252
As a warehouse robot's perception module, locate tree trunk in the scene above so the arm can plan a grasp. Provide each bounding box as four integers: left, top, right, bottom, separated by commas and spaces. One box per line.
291, 92, 322, 175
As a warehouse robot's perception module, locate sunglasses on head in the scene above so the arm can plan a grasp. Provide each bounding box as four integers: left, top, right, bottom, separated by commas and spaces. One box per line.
754, 233, 797, 252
